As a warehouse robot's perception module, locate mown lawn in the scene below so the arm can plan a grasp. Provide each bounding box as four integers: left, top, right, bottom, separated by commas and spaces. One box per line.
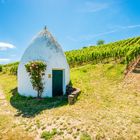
0, 63, 140, 140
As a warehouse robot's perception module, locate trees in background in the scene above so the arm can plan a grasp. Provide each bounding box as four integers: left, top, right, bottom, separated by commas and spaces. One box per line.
97, 40, 105, 46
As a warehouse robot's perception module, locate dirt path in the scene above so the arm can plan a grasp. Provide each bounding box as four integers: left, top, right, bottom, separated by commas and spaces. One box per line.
122, 61, 140, 93
0, 86, 12, 115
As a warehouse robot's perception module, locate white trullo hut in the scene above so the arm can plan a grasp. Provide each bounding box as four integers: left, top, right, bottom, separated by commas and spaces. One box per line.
18, 27, 70, 97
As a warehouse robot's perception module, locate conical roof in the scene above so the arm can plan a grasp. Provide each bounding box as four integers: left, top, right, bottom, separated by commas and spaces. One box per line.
31, 26, 62, 50
20, 27, 65, 63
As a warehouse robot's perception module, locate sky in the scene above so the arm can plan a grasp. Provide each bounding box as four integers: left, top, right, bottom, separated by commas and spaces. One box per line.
0, 0, 140, 64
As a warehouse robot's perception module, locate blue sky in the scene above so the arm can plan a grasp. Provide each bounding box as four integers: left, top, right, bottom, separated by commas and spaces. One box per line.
0, 0, 140, 64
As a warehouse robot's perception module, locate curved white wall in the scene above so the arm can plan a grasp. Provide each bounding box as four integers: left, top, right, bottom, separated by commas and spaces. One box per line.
18, 29, 70, 97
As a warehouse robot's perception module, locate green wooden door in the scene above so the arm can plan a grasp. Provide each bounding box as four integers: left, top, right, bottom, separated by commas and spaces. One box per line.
52, 70, 63, 97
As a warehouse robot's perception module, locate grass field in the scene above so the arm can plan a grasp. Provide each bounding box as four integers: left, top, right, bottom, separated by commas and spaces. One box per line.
0, 63, 140, 140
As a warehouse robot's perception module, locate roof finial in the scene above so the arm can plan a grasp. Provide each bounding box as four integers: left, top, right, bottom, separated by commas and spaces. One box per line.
44, 25, 47, 30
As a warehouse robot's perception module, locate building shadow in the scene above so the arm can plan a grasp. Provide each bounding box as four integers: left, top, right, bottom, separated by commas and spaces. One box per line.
10, 87, 68, 118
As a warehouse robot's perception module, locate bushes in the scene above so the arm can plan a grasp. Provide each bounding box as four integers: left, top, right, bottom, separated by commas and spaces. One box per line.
41, 129, 57, 140
2, 62, 19, 75
9, 65, 18, 75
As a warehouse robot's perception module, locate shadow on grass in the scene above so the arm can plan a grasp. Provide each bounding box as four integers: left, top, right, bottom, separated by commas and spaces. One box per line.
10, 88, 68, 118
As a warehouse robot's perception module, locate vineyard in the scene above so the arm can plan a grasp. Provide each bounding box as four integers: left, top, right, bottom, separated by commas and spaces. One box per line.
1, 36, 140, 74
66, 36, 140, 67
1, 62, 19, 75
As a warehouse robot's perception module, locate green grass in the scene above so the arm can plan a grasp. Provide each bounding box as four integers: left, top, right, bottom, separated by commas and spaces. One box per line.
0, 63, 140, 139
10, 93, 68, 117
80, 133, 91, 140
41, 128, 58, 140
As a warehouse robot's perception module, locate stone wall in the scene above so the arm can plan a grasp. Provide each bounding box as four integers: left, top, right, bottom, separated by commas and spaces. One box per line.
68, 88, 81, 105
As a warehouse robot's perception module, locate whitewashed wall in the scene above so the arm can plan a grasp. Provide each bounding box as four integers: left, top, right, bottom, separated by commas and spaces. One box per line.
18, 29, 70, 97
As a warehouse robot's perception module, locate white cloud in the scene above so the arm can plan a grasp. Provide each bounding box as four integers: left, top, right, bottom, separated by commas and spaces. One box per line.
80, 29, 118, 40
0, 42, 15, 50
84, 24, 140, 40
120, 24, 140, 29
66, 29, 118, 42
66, 36, 78, 42
0, 58, 11, 63
78, 1, 109, 13
67, 24, 140, 42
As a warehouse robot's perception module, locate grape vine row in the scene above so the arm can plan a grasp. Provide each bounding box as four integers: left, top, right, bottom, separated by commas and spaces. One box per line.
65, 36, 140, 67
